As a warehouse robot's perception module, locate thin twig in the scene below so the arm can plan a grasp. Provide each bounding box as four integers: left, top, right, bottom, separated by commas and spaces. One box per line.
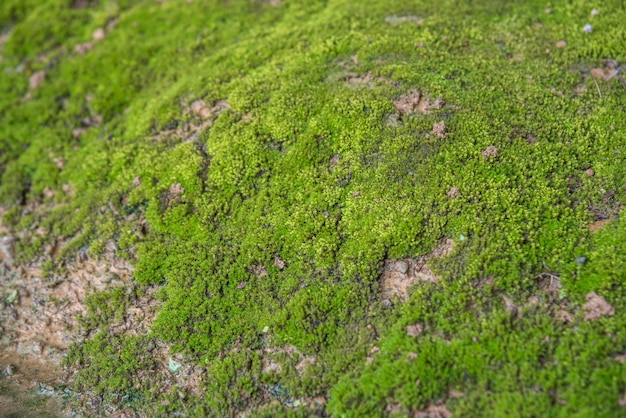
593, 77, 602, 98
542, 260, 554, 274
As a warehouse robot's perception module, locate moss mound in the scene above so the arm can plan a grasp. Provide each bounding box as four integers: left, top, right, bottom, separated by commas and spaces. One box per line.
1, 0, 626, 416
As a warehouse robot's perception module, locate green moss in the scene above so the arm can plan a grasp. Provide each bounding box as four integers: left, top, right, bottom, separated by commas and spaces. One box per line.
2, 0, 626, 415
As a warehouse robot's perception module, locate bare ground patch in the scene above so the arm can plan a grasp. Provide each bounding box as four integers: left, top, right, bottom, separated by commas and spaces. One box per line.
380, 239, 454, 303
153, 98, 231, 142
0, 208, 139, 416
393, 89, 444, 116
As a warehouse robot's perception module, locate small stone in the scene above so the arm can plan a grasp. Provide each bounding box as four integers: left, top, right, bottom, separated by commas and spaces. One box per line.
106, 19, 118, 31
262, 325, 269, 333
555, 40, 567, 48
585, 168, 595, 176
168, 359, 182, 374
93, 28, 106, 41
170, 183, 184, 195
583, 24, 593, 33
133, 176, 141, 187
53, 157, 65, 169
406, 324, 423, 337
591, 9, 599, 17
394, 260, 409, 274
503, 296, 517, 314
43, 187, 55, 198
29, 71, 46, 90
31, 341, 43, 355
88, 397, 101, 409
190, 99, 211, 119
273, 256, 286, 269
3, 364, 14, 376
431, 120, 447, 139
74, 42, 93, 55
615, 354, 626, 363
555, 310, 574, 323
407, 352, 418, 360
72, 128, 87, 138
482, 145, 499, 158
576, 256, 587, 265
544, 7, 553, 14
447, 187, 460, 198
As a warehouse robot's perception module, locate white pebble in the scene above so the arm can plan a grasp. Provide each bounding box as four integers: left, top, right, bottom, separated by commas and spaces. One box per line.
583, 24, 593, 33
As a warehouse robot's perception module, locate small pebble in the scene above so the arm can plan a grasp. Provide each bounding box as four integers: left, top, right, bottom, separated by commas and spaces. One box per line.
29, 71, 46, 90
576, 256, 587, 265
3, 364, 14, 376
555, 40, 567, 48
447, 187, 460, 198
168, 359, 181, 374
92, 28, 106, 41
591, 9, 599, 17
482, 145, 499, 158
583, 24, 593, 33
585, 168, 595, 177
394, 260, 409, 274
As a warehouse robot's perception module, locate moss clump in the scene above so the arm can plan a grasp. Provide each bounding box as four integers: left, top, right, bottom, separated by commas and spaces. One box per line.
2, 0, 626, 415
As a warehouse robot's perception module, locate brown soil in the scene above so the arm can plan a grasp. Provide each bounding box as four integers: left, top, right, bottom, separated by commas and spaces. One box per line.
393, 89, 444, 116
583, 292, 615, 321
380, 239, 454, 303
0, 350, 66, 417
413, 403, 452, 418
0, 208, 133, 417
153, 98, 230, 142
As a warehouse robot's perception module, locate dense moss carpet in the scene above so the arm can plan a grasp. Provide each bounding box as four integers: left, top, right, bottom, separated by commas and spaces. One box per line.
1, 0, 626, 416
